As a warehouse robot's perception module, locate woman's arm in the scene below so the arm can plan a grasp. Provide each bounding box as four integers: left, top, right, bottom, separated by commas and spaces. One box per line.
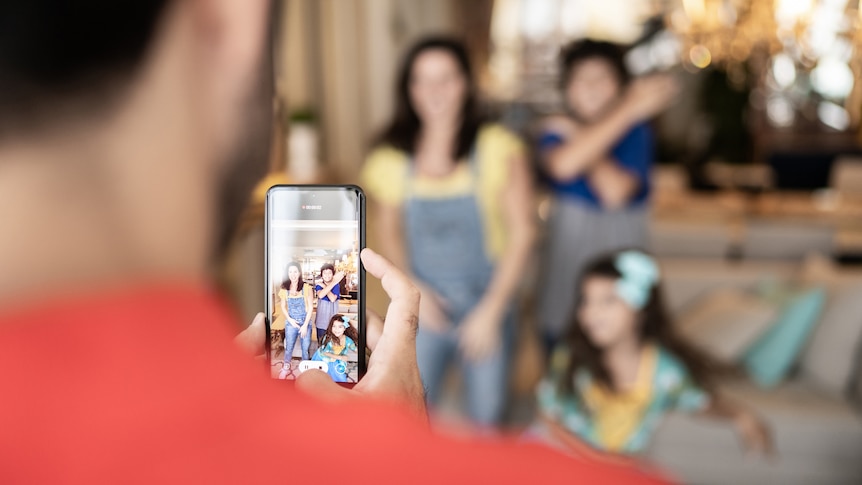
302, 288, 313, 327
482, 151, 536, 316
459, 151, 536, 360
377, 201, 450, 331
377, 202, 410, 273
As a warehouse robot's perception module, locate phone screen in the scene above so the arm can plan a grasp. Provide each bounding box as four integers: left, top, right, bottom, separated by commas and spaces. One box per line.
265, 186, 365, 385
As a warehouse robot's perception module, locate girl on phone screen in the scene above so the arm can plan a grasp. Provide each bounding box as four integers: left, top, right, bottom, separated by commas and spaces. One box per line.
312, 314, 359, 382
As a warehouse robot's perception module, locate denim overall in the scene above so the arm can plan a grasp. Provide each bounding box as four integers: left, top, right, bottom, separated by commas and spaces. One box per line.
405, 151, 512, 426
283, 289, 310, 363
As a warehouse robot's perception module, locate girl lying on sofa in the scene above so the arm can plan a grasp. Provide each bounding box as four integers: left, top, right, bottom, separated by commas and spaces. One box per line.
534, 249, 773, 457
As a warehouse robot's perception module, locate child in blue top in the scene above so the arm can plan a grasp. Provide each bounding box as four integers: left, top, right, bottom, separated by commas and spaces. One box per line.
535, 250, 772, 457
312, 314, 358, 383
537, 40, 678, 355
314, 263, 345, 343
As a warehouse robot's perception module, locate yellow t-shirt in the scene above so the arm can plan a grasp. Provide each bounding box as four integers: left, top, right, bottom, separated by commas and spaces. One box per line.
581, 345, 657, 452
360, 123, 525, 261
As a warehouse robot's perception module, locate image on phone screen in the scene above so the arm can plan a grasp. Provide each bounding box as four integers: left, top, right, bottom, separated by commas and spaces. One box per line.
265, 186, 365, 384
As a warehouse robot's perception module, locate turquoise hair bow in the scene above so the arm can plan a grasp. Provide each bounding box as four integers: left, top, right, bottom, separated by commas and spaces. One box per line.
341, 315, 351, 325
614, 250, 659, 310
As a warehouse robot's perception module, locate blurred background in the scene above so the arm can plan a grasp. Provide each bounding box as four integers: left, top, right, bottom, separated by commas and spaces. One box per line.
223, 1, 862, 483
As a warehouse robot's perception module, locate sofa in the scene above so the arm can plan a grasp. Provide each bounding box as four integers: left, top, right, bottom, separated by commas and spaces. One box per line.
647, 258, 862, 484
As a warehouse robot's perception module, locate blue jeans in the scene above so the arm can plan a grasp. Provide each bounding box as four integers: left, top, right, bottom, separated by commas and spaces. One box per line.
416, 314, 514, 426
284, 324, 311, 362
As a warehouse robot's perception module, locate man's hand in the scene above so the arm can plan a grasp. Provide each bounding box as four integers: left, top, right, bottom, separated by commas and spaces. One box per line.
235, 312, 265, 356
234, 248, 426, 419
298, 248, 425, 417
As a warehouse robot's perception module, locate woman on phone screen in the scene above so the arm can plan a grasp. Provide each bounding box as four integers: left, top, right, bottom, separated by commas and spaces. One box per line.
278, 261, 313, 379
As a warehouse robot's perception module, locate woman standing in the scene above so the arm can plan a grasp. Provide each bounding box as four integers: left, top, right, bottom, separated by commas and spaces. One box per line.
278, 261, 313, 379
361, 37, 535, 427
537, 40, 677, 354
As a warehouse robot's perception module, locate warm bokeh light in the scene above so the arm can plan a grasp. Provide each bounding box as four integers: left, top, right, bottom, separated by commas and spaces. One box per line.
689, 44, 712, 68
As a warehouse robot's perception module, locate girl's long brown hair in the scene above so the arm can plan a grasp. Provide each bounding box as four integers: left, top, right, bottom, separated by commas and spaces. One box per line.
560, 252, 721, 396
320, 314, 359, 351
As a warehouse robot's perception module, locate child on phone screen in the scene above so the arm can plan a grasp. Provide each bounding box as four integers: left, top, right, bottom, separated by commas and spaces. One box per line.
312, 314, 359, 382
314, 263, 345, 344
535, 250, 773, 457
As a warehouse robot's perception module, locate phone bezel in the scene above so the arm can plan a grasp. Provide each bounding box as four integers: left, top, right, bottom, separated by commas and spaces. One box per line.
264, 184, 367, 386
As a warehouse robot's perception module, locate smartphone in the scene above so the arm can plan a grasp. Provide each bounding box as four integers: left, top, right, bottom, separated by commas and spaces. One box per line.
265, 185, 366, 386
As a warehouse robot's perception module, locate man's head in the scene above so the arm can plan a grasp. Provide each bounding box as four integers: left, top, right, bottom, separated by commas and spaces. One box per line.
0, 0, 273, 296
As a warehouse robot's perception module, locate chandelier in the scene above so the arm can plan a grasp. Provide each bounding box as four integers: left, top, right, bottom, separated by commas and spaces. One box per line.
668, 0, 862, 129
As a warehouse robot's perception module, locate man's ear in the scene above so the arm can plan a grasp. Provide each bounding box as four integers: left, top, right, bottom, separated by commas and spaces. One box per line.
189, 0, 270, 142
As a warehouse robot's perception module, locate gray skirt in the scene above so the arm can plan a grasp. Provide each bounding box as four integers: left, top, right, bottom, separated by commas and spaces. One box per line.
537, 197, 648, 338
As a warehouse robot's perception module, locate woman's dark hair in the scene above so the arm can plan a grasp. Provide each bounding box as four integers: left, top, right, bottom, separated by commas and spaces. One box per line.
320, 262, 345, 296
560, 251, 718, 396
559, 39, 631, 91
377, 36, 484, 160
281, 261, 305, 293
320, 314, 359, 350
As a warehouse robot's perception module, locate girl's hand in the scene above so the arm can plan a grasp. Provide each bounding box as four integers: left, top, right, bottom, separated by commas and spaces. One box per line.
458, 302, 502, 361
334, 271, 346, 282
417, 284, 450, 333
735, 411, 774, 458
300, 324, 309, 338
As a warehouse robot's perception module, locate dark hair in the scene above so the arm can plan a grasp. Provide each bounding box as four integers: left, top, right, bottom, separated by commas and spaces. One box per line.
281, 261, 305, 293
0, 0, 171, 139
376, 36, 484, 160
560, 251, 718, 396
320, 314, 359, 351
559, 39, 631, 91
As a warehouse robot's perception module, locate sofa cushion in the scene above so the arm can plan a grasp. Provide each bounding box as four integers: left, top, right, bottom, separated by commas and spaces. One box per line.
659, 259, 794, 315
648, 379, 862, 485
743, 287, 826, 388
676, 289, 778, 363
799, 283, 862, 396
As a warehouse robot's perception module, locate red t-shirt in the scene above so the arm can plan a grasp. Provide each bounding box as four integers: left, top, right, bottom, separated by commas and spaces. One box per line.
0, 285, 667, 484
